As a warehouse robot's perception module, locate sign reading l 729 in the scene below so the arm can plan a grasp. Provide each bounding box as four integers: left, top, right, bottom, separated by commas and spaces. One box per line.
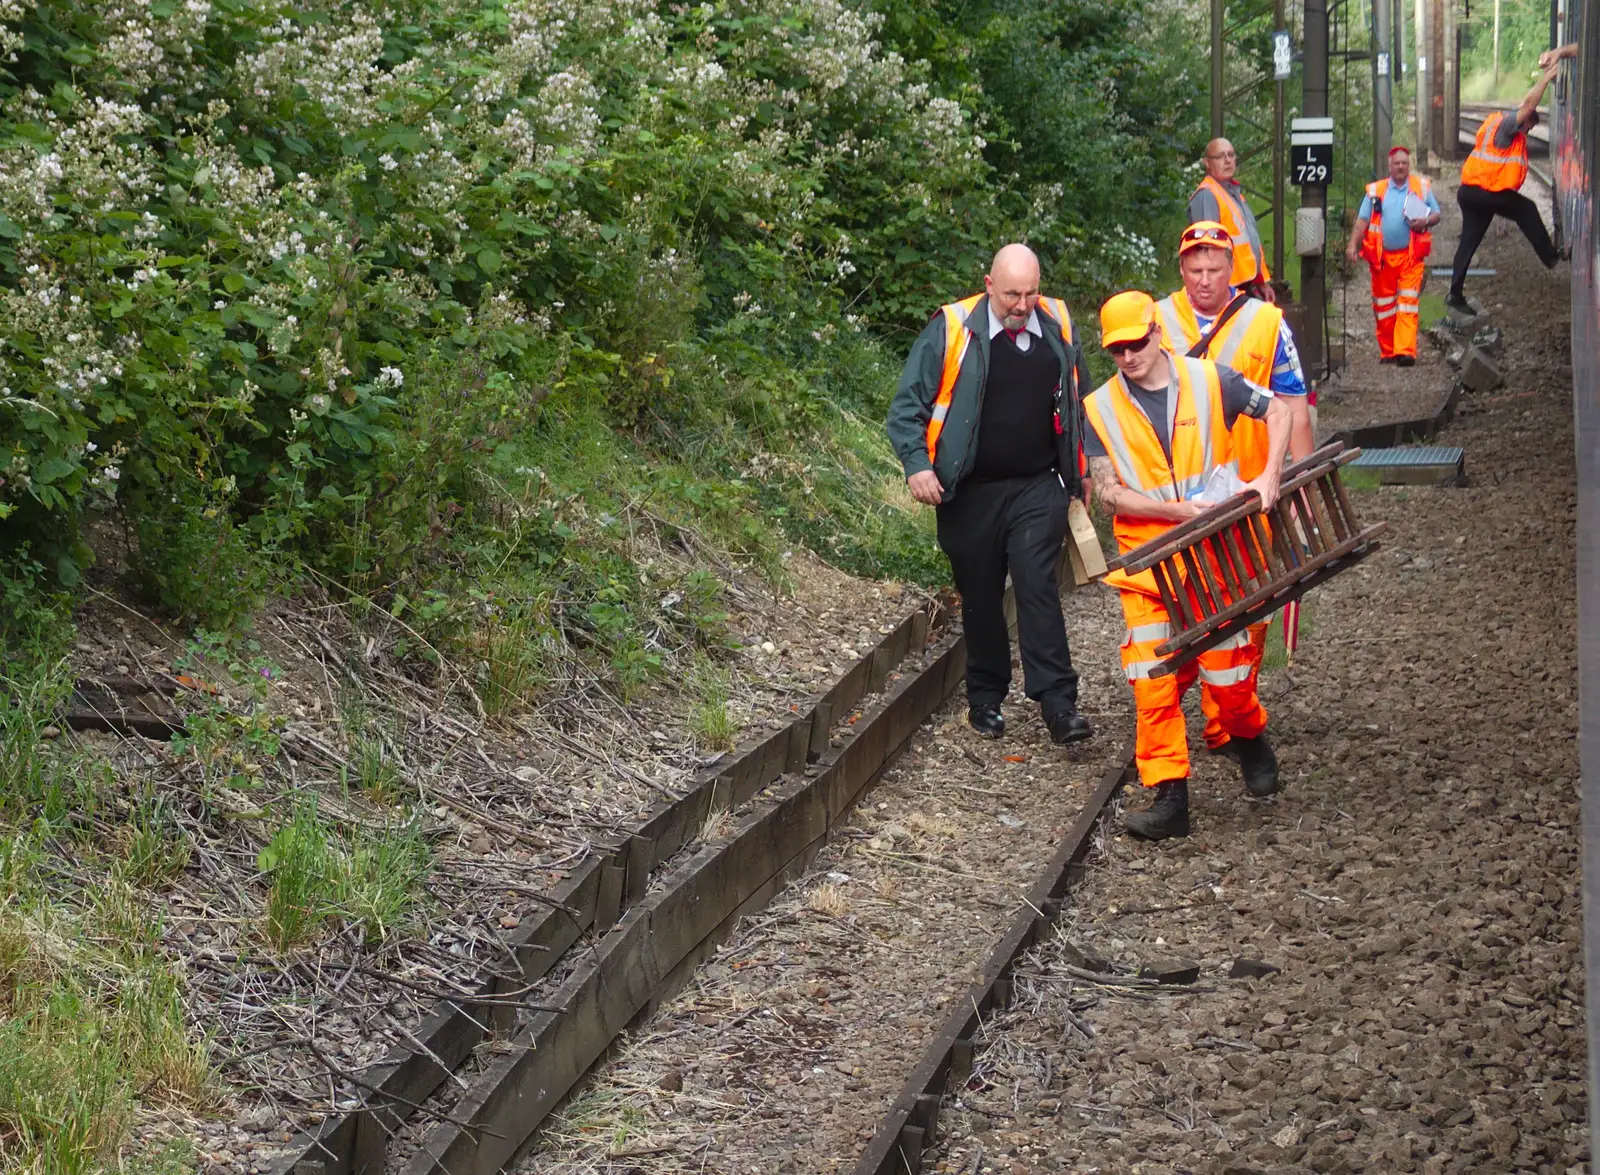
1291, 143, 1332, 186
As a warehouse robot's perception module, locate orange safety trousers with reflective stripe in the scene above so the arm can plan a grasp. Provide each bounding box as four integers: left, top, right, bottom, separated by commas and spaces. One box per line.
1369, 248, 1427, 359
1122, 594, 1268, 786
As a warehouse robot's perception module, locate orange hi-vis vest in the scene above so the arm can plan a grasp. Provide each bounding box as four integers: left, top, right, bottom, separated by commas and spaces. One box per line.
1196, 176, 1271, 288
1083, 354, 1236, 597
1362, 175, 1434, 263
924, 294, 1077, 465
1153, 290, 1283, 481
1461, 113, 1529, 192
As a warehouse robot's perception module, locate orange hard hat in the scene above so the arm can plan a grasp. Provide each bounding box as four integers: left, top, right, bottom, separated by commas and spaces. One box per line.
1100, 291, 1158, 346
1178, 220, 1234, 256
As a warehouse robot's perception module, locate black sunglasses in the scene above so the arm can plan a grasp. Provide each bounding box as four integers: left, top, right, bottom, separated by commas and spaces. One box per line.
1107, 330, 1156, 357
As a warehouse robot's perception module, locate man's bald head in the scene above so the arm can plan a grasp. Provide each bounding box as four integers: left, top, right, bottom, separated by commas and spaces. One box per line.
985, 244, 1041, 330
1203, 137, 1238, 181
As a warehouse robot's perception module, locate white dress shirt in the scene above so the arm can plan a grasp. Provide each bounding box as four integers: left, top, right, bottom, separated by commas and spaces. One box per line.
988, 304, 1043, 352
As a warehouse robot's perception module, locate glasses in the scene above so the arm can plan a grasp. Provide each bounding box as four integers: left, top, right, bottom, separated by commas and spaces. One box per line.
1206, 150, 1237, 160
1181, 225, 1231, 247
1107, 330, 1155, 357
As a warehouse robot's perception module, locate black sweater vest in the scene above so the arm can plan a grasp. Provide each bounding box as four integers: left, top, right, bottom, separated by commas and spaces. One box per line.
966, 332, 1061, 483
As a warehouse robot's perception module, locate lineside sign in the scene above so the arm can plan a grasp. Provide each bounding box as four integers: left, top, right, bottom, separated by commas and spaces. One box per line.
1290, 116, 1333, 186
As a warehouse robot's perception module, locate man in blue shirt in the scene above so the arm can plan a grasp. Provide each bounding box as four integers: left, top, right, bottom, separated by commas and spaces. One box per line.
1346, 146, 1441, 366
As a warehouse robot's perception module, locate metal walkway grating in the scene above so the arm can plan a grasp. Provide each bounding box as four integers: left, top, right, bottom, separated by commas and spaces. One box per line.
1348, 445, 1466, 485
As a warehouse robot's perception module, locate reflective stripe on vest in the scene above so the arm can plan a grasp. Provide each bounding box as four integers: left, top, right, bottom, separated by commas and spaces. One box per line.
1155, 291, 1277, 388
1198, 176, 1269, 287
1364, 175, 1432, 256
1460, 113, 1529, 192
1084, 354, 1233, 505
925, 295, 1075, 465
924, 294, 982, 464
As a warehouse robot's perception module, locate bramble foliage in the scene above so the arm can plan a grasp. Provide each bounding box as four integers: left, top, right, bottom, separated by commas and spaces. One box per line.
0, 0, 1179, 607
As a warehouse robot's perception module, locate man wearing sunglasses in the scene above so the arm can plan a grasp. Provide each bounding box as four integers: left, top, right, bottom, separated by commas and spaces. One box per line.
886, 243, 1095, 746
1345, 146, 1441, 365
1188, 139, 1275, 303
1084, 291, 1293, 841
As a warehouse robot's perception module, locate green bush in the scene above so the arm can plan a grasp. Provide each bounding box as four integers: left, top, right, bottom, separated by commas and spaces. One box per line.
0, 0, 1186, 606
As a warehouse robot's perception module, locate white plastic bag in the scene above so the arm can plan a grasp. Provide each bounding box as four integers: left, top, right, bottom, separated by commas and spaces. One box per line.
1186, 465, 1247, 506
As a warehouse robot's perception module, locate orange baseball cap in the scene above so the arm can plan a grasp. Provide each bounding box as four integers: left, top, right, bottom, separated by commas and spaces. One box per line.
1178, 220, 1234, 256
1100, 291, 1158, 347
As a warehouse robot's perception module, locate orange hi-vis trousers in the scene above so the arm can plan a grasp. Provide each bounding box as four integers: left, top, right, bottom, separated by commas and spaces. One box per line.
1370, 248, 1426, 359
1202, 621, 1268, 749
1120, 589, 1268, 788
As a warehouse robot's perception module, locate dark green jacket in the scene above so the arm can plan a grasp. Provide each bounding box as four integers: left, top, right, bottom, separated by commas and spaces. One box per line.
886, 294, 1091, 503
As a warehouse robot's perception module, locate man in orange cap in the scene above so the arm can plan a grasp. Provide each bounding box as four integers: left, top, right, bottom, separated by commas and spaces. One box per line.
1155, 221, 1313, 762
1345, 147, 1440, 365
1084, 291, 1292, 840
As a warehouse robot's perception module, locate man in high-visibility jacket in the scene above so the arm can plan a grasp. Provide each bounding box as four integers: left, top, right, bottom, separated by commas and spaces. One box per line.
1154, 221, 1314, 762
1446, 62, 1563, 314
1347, 147, 1441, 365
1085, 291, 1292, 840
1188, 139, 1274, 302
886, 243, 1095, 745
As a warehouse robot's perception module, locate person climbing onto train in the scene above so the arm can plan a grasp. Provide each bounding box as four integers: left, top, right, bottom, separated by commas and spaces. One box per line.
1188, 139, 1274, 303
1154, 221, 1314, 764
1346, 147, 1441, 366
886, 243, 1095, 746
1085, 291, 1292, 840
1446, 61, 1564, 314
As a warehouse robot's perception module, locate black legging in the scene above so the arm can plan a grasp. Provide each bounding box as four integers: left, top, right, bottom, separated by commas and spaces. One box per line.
1448, 182, 1557, 299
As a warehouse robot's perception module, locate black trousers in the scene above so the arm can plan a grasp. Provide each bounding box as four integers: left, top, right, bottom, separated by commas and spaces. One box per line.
1449, 183, 1557, 298
936, 471, 1078, 716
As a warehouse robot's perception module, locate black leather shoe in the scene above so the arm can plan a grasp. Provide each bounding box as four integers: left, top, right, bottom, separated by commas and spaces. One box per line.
1445, 295, 1475, 316
1395, 355, 1415, 367
968, 704, 1004, 739
1046, 708, 1093, 745
1235, 733, 1280, 797
1379, 356, 1397, 365
1125, 779, 1189, 840
1207, 740, 1241, 761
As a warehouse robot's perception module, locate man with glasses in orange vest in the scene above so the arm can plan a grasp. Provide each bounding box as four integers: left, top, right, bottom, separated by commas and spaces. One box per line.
1188, 139, 1275, 303
1347, 146, 1441, 365
1154, 221, 1314, 764
887, 243, 1095, 745
1446, 61, 1563, 315
1084, 291, 1292, 840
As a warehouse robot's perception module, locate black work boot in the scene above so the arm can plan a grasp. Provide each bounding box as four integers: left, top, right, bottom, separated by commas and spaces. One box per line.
1235, 733, 1280, 797
968, 704, 1005, 739
1125, 779, 1190, 841
1045, 707, 1093, 745
1207, 740, 1240, 762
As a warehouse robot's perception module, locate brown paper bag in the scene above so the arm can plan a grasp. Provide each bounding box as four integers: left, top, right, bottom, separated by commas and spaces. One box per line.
1066, 498, 1108, 586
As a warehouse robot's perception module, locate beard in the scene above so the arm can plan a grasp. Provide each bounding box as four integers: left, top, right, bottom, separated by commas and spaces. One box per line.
1001, 310, 1029, 330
